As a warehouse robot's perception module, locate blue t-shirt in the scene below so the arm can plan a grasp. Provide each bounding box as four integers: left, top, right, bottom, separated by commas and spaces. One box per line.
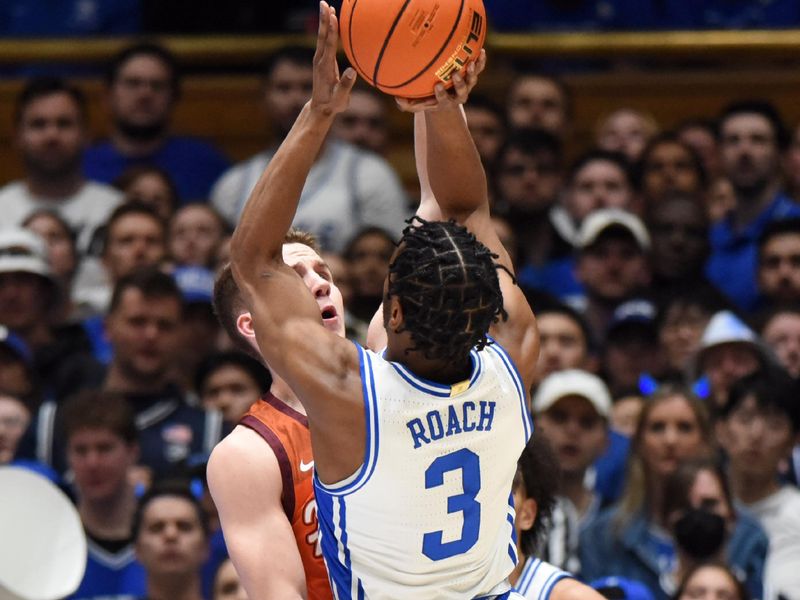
0, 0, 140, 36
706, 193, 800, 312
69, 541, 146, 600
83, 137, 230, 204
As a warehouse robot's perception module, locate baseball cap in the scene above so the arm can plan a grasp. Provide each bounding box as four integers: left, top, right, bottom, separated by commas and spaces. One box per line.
532, 369, 612, 418
576, 208, 650, 251
0, 228, 53, 281
691, 310, 774, 377
590, 577, 656, 600
607, 299, 657, 340
172, 266, 214, 304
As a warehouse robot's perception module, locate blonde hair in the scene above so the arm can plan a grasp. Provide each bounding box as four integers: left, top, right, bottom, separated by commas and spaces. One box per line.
613, 384, 712, 531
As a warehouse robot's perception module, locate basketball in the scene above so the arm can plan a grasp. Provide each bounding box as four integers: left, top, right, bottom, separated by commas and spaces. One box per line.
339, 0, 487, 99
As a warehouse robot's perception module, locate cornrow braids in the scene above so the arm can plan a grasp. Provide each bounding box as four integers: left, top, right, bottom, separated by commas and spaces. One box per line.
388, 216, 508, 363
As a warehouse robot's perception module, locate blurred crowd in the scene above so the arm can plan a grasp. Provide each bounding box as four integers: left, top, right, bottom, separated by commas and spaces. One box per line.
0, 17, 799, 600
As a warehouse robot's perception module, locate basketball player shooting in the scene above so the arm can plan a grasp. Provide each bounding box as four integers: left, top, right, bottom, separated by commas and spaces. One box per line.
227, 2, 539, 597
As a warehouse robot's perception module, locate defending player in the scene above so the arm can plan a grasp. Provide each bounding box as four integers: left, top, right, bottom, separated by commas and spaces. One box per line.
208, 230, 338, 600
217, 2, 538, 598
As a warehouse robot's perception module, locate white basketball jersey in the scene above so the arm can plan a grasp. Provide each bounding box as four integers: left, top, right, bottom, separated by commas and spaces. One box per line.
314, 340, 533, 600
514, 557, 571, 599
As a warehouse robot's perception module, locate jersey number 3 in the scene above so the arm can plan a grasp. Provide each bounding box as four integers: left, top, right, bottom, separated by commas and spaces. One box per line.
422, 448, 481, 561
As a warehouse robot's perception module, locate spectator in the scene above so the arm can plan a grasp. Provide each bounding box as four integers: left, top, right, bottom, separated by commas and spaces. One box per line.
527, 298, 596, 386
464, 94, 507, 167
602, 299, 664, 396
661, 458, 767, 599
656, 287, 729, 380
580, 385, 714, 600
690, 311, 774, 411
646, 193, 716, 301
113, 165, 180, 222
638, 135, 707, 207
171, 266, 225, 393
673, 563, 750, 600
64, 391, 146, 600
22, 209, 80, 320
506, 73, 571, 140
169, 204, 228, 269
510, 434, 606, 599
784, 121, 800, 205
717, 372, 800, 600
24, 269, 224, 478
756, 218, 800, 308
0, 390, 33, 465
707, 101, 800, 311
677, 119, 721, 182
610, 391, 645, 438
342, 226, 395, 344
0, 77, 122, 252
596, 108, 659, 165
758, 305, 800, 378
133, 484, 209, 600
84, 42, 230, 203
0, 227, 98, 400
331, 84, 389, 155
560, 150, 638, 240
0, 327, 34, 398
493, 130, 573, 296
212, 558, 248, 600
75, 202, 167, 317
574, 209, 652, 343
532, 370, 612, 572
0, 0, 140, 36
195, 352, 271, 425
211, 46, 407, 252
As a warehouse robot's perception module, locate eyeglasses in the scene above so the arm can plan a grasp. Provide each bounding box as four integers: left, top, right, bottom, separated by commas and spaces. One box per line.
501, 162, 558, 177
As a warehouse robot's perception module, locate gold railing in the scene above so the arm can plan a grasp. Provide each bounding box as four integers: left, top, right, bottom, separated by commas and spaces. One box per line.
2, 30, 800, 66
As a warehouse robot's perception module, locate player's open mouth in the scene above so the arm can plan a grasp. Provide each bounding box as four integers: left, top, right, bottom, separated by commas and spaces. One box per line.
321, 306, 338, 322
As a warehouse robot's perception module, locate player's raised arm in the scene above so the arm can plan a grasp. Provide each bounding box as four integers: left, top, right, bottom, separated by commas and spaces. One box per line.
228, 2, 360, 413
231, 2, 355, 283
407, 53, 539, 391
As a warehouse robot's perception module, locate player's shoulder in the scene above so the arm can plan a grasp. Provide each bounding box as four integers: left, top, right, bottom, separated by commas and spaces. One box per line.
208, 425, 282, 491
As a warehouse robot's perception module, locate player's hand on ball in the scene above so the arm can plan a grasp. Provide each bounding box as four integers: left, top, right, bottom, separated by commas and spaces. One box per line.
311, 1, 358, 117
395, 49, 486, 113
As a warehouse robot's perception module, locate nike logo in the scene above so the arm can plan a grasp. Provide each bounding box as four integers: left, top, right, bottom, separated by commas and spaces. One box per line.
300, 460, 314, 472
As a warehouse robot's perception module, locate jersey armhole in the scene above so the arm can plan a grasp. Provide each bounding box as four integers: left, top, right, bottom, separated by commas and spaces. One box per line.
486, 336, 533, 442
239, 415, 296, 519
314, 342, 380, 496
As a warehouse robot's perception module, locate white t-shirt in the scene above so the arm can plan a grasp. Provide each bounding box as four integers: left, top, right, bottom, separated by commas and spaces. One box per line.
211, 140, 409, 252
0, 180, 122, 252
745, 486, 800, 600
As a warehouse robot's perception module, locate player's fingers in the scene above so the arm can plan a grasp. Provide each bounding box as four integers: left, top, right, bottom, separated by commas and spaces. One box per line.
314, 2, 329, 63
325, 10, 339, 65
476, 49, 487, 74
463, 63, 477, 91
433, 83, 449, 104
336, 67, 358, 98
451, 71, 468, 100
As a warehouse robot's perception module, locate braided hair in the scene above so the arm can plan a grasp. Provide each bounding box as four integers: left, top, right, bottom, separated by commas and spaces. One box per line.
387, 217, 508, 363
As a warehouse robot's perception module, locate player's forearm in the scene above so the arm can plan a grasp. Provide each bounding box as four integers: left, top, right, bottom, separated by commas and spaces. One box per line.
414, 113, 436, 211
231, 102, 335, 277
424, 106, 487, 217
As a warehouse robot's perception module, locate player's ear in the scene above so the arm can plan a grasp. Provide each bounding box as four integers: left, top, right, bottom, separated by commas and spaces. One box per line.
236, 312, 256, 340
387, 296, 404, 332
516, 497, 537, 532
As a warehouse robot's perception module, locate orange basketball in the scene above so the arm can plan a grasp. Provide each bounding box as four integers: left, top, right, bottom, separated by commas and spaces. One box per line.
339, 0, 487, 99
